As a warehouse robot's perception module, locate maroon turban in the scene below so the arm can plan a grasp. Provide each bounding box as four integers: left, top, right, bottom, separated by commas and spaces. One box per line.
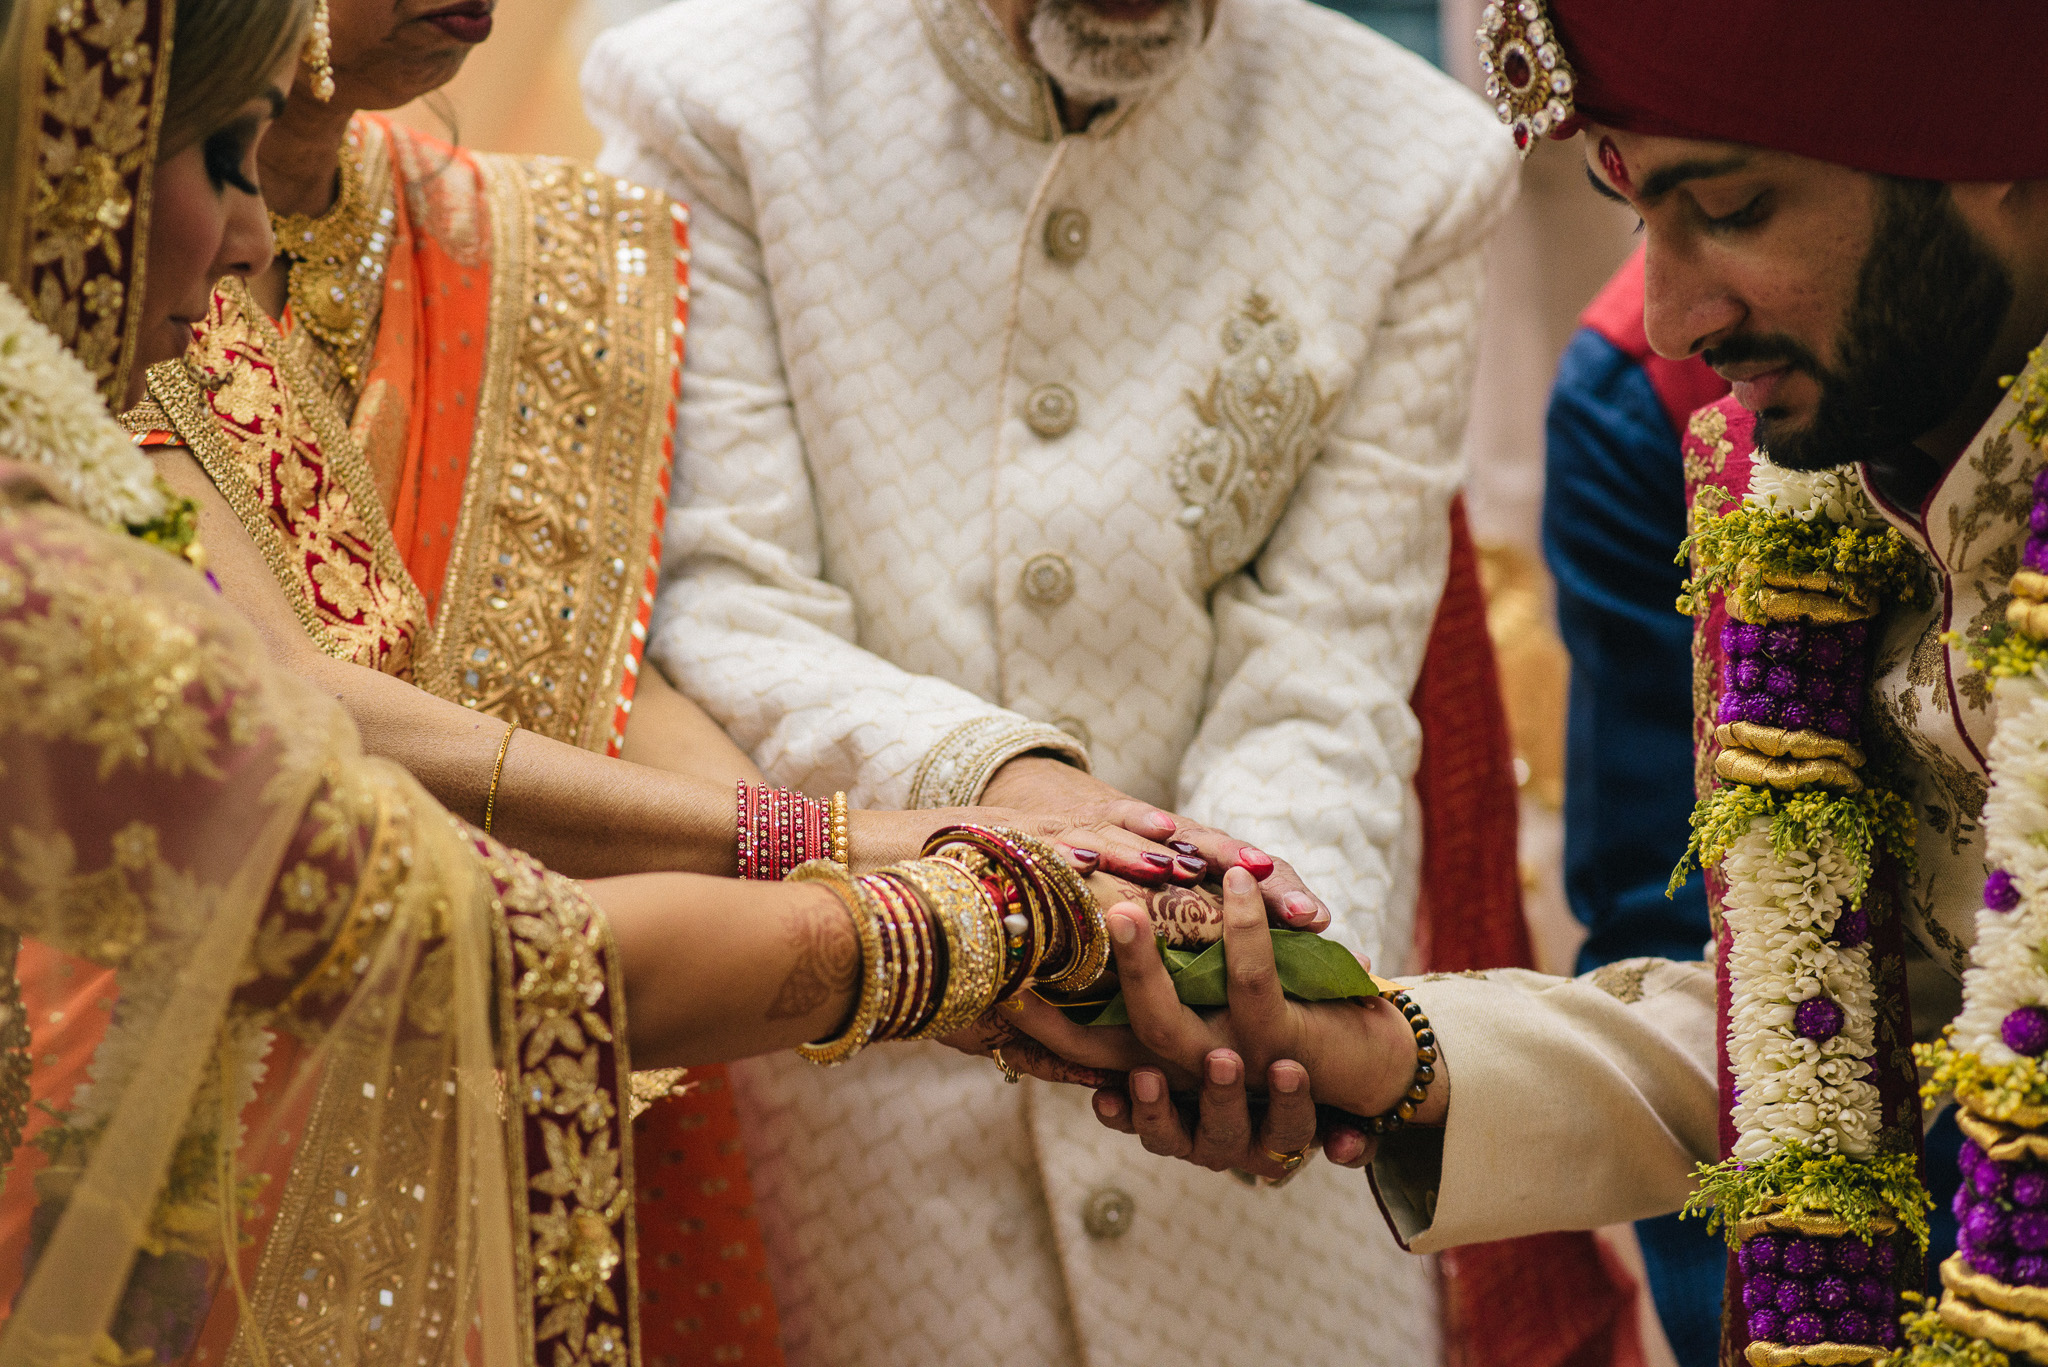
1478, 0, 2048, 181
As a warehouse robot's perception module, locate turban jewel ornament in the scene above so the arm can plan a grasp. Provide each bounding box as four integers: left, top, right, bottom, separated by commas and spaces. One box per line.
1475, 0, 1578, 158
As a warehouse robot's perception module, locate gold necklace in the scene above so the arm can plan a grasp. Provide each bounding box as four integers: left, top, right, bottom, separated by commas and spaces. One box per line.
270, 131, 394, 385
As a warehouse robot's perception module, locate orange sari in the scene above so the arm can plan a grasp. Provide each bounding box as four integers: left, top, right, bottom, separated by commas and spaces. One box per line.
125, 114, 782, 1367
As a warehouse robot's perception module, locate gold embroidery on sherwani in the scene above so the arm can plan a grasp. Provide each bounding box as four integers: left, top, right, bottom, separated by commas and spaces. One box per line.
145, 281, 432, 678
419, 158, 678, 755
911, 0, 1061, 142
1683, 408, 1735, 530
1170, 292, 1338, 588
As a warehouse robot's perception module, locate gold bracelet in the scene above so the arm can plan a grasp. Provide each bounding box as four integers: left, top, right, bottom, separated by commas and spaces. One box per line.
830, 791, 850, 867
484, 722, 518, 834
897, 856, 1004, 1040
792, 862, 890, 1067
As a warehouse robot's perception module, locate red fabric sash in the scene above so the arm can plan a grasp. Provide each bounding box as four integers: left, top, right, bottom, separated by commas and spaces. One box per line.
1416, 497, 1646, 1367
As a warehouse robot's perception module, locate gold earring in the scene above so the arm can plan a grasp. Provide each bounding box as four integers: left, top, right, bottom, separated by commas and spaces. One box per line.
304, 0, 335, 102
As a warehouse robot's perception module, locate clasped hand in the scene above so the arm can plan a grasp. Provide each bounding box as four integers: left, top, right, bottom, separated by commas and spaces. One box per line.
979, 866, 1447, 1179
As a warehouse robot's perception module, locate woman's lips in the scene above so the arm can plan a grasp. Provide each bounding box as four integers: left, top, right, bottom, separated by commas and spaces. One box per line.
422, 4, 492, 42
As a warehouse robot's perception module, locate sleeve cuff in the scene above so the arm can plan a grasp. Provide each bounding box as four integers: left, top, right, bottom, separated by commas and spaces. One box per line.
908, 717, 1091, 809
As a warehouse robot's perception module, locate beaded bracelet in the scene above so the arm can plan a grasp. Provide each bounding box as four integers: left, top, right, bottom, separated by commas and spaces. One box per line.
1364, 990, 1438, 1136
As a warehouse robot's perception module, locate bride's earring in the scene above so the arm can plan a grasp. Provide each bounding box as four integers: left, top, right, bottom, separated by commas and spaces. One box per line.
304, 0, 335, 102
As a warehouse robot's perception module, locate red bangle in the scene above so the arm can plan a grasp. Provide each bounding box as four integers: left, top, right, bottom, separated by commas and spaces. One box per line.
737, 783, 833, 880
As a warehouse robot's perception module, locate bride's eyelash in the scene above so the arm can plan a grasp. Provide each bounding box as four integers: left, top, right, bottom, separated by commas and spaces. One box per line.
203, 125, 258, 195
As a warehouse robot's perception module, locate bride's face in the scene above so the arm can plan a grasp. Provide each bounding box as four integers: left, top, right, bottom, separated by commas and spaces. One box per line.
129, 49, 298, 407
319, 0, 495, 113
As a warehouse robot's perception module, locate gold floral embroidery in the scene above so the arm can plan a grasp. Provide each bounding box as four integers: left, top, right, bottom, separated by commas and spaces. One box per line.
1590, 959, 1654, 1005
1169, 291, 1338, 589
481, 828, 636, 1367
10, 0, 169, 404
422, 159, 682, 756
911, 0, 1060, 142
145, 283, 430, 678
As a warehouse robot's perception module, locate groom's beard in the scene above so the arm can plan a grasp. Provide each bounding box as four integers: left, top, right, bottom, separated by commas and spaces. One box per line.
1714, 179, 2014, 473
1027, 0, 1202, 107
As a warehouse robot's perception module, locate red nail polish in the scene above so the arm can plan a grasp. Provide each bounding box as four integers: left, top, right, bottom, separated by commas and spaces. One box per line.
1238, 850, 1275, 877
1141, 852, 1173, 870
1167, 840, 1201, 857
1174, 856, 1205, 877
1070, 848, 1100, 863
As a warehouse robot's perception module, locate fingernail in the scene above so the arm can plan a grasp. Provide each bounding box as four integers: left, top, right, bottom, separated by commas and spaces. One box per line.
1223, 866, 1256, 894
1069, 847, 1099, 864
1146, 812, 1176, 835
1174, 856, 1206, 877
1282, 892, 1315, 921
1207, 1053, 1240, 1086
1109, 913, 1139, 945
1141, 852, 1174, 870
1095, 1092, 1124, 1119
1238, 848, 1275, 877
1167, 840, 1201, 857
1272, 1063, 1304, 1094
1132, 1071, 1163, 1104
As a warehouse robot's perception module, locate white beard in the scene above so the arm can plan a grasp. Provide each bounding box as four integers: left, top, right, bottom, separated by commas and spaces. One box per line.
1025, 0, 1202, 108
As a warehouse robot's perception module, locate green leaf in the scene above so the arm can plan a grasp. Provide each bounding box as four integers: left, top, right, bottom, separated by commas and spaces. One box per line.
1060, 930, 1378, 1027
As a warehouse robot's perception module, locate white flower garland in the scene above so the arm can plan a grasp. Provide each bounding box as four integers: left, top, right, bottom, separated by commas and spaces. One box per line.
1723, 823, 1881, 1162
0, 285, 166, 532
1744, 461, 1885, 530
1952, 675, 2048, 1065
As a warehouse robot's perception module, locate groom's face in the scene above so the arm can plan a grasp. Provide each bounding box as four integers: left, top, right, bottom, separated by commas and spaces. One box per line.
1583, 125, 2016, 471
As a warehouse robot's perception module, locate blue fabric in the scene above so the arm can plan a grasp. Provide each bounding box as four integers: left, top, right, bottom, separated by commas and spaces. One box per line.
1309, 0, 1442, 66
1544, 326, 1723, 1366
1545, 328, 1710, 972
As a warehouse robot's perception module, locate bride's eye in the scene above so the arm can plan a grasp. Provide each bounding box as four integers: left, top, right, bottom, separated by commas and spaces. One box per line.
203, 125, 258, 195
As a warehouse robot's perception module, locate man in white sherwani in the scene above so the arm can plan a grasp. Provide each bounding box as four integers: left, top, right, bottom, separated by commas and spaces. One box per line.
585, 2, 1514, 1363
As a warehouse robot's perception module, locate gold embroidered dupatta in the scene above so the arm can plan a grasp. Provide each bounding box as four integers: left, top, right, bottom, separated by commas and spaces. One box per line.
140, 116, 684, 755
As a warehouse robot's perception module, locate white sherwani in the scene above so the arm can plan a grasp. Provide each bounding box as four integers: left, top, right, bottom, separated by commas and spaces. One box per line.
1377, 351, 2048, 1253
586, 2, 1515, 1362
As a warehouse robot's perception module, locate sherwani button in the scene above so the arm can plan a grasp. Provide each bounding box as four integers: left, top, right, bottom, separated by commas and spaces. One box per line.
1044, 208, 1091, 262
1080, 1187, 1135, 1239
1023, 383, 1078, 437
1021, 553, 1076, 608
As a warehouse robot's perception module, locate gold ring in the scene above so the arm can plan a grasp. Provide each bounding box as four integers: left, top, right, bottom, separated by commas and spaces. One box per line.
992, 1046, 1021, 1084
1262, 1143, 1310, 1173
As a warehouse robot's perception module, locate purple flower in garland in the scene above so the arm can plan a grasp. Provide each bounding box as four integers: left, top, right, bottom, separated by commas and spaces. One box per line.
2025, 536, 2048, 576
1803, 673, 1835, 705
1807, 632, 1846, 670
1736, 693, 1783, 727
1723, 621, 1764, 656
1741, 1235, 1782, 1274
1833, 909, 1869, 948
1831, 1308, 1871, 1344
1765, 623, 1805, 658
1717, 692, 1745, 725
1775, 1278, 1812, 1314
1783, 1311, 1826, 1346
1965, 1200, 2011, 1248
2017, 1253, 2048, 1286
1732, 657, 1765, 692
1970, 1248, 2016, 1283
1856, 1275, 1892, 1311
1832, 1238, 1872, 1274
2015, 1171, 2048, 1209
2003, 1005, 2048, 1057
1793, 997, 1845, 1041
1784, 1237, 1830, 1277
1746, 1310, 1783, 1345
1873, 1242, 1898, 1275
1953, 1185, 1975, 1221
1841, 620, 1870, 649
2034, 467, 2048, 500
1874, 1317, 1901, 1350
1780, 700, 1817, 731
1813, 1275, 1851, 1311
2013, 1210, 2048, 1251
1820, 708, 1858, 740
1765, 663, 1800, 696
1986, 868, 2024, 912
2032, 500, 2048, 536
1742, 1276, 1779, 1312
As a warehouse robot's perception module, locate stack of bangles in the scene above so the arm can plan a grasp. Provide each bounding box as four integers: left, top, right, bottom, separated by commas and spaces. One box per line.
736, 782, 850, 880
791, 824, 1110, 1067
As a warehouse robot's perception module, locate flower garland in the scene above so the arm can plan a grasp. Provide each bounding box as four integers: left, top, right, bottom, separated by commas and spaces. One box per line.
0, 284, 198, 560
1674, 452, 1933, 1363
1906, 349, 2048, 1365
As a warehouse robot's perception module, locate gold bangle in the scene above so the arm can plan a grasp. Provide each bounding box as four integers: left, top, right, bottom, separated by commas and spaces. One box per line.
484, 722, 518, 835
830, 791, 850, 867
895, 857, 1003, 1040
791, 862, 889, 1067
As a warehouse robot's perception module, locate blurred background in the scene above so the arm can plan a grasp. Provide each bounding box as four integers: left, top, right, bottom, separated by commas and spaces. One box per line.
394, 2, 1666, 1354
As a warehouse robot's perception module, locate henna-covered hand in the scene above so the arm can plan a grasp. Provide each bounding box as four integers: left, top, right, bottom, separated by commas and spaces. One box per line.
938, 1007, 1121, 1088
